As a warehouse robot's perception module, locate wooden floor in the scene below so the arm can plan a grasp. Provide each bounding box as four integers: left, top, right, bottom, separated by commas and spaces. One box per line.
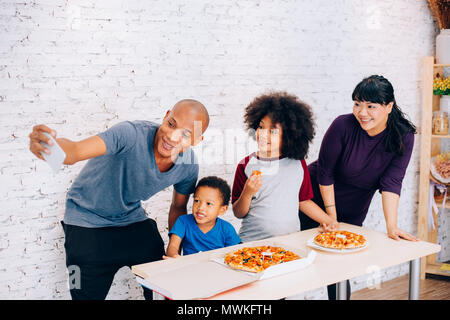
352, 274, 450, 300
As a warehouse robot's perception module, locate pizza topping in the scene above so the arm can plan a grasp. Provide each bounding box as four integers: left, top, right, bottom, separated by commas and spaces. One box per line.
252, 170, 262, 176
224, 246, 301, 273
314, 231, 366, 250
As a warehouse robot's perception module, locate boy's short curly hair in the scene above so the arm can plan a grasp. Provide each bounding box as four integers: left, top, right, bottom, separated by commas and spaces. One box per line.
244, 91, 315, 160
195, 176, 231, 206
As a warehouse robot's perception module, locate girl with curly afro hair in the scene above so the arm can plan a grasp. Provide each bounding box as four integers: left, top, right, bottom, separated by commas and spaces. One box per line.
231, 91, 338, 243
244, 91, 315, 160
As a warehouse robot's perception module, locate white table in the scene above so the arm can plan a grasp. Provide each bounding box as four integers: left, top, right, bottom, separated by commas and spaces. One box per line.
132, 223, 441, 300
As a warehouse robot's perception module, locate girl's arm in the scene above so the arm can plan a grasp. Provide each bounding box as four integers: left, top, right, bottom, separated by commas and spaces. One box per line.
298, 159, 337, 230
299, 199, 338, 230
382, 191, 418, 241
165, 234, 182, 258
232, 193, 253, 218
232, 174, 262, 218
319, 184, 338, 220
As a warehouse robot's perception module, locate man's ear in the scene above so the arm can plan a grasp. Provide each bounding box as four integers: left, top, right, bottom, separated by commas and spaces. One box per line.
163, 110, 171, 120
192, 135, 204, 147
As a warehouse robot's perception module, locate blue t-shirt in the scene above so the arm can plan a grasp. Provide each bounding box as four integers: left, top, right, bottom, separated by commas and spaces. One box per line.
169, 214, 241, 255
64, 120, 199, 228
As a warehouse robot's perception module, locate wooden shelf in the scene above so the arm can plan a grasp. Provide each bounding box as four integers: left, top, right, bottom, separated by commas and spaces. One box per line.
432, 134, 450, 138
418, 57, 449, 280
435, 198, 450, 209
426, 263, 450, 277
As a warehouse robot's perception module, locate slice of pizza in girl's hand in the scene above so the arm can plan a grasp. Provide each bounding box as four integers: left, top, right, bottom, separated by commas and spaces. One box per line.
252, 170, 262, 176
307, 230, 368, 253
212, 243, 316, 280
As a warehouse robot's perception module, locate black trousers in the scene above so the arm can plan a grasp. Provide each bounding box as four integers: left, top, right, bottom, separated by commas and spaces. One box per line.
299, 211, 351, 300
61, 219, 165, 300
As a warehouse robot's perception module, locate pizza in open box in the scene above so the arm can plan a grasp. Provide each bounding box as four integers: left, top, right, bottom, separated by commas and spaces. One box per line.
224, 246, 300, 273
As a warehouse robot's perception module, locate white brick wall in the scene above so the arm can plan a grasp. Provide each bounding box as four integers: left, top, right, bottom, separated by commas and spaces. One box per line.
0, 0, 445, 300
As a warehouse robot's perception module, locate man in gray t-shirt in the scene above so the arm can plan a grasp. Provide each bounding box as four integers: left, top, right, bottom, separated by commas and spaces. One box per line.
29, 99, 209, 300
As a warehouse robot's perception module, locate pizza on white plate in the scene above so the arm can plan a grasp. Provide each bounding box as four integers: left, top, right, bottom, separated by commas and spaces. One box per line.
313, 230, 366, 250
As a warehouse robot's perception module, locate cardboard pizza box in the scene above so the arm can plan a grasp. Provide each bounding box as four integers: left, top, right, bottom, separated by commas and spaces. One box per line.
210, 242, 315, 280
134, 258, 259, 300
132, 240, 315, 300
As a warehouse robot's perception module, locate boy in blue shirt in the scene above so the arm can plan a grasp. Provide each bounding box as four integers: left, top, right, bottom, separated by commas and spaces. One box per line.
166, 176, 241, 257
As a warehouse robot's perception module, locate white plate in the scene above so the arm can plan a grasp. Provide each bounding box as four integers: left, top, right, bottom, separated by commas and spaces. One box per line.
306, 237, 369, 254
430, 156, 450, 184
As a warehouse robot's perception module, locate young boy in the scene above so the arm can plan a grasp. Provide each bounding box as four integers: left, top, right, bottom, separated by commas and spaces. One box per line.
166, 176, 241, 257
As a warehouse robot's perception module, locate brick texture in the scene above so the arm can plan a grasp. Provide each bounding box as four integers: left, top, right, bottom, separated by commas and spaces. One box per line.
0, 0, 446, 299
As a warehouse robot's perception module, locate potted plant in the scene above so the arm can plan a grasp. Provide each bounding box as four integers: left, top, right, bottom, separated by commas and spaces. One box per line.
428, 0, 450, 64
434, 75, 450, 111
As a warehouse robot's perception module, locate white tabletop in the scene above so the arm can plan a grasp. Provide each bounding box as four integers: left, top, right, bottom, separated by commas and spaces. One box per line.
132, 223, 441, 300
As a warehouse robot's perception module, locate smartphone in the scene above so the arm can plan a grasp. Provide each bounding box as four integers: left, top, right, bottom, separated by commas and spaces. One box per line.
40, 132, 66, 173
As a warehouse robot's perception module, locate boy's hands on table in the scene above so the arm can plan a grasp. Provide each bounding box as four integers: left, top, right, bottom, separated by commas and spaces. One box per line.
318, 219, 339, 233
163, 254, 180, 260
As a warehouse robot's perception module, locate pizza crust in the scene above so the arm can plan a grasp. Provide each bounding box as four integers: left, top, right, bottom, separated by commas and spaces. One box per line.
314, 231, 366, 250
224, 246, 300, 273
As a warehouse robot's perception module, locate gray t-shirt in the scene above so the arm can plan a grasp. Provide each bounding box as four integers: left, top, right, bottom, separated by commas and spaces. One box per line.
64, 120, 199, 228
231, 153, 313, 242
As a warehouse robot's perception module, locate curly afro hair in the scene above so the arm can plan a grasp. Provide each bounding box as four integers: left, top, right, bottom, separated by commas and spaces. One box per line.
244, 91, 315, 160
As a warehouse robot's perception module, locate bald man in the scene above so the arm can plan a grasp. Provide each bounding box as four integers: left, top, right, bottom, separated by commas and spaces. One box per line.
28, 99, 209, 300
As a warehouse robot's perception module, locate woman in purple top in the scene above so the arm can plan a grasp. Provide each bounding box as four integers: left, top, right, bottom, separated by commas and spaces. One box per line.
299, 75, 418, 299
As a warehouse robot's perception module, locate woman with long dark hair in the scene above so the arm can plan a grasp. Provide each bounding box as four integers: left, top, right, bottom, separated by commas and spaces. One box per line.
299, 75, 418, 299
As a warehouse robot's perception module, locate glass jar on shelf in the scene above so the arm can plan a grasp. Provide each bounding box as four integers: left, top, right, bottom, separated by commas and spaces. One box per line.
432, 110, 449, 135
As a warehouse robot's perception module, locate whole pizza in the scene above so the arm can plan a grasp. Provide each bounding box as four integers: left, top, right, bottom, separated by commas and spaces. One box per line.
314, 231, 366, 250
224, 246, 300, 273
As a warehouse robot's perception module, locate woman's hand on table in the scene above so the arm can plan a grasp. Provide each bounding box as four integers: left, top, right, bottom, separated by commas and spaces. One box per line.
387, 226, 419, 242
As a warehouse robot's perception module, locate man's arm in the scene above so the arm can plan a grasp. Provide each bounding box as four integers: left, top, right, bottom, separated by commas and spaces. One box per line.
29, 124, 107, 165
168, 189, 190, 231
57, 136, 106, 165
